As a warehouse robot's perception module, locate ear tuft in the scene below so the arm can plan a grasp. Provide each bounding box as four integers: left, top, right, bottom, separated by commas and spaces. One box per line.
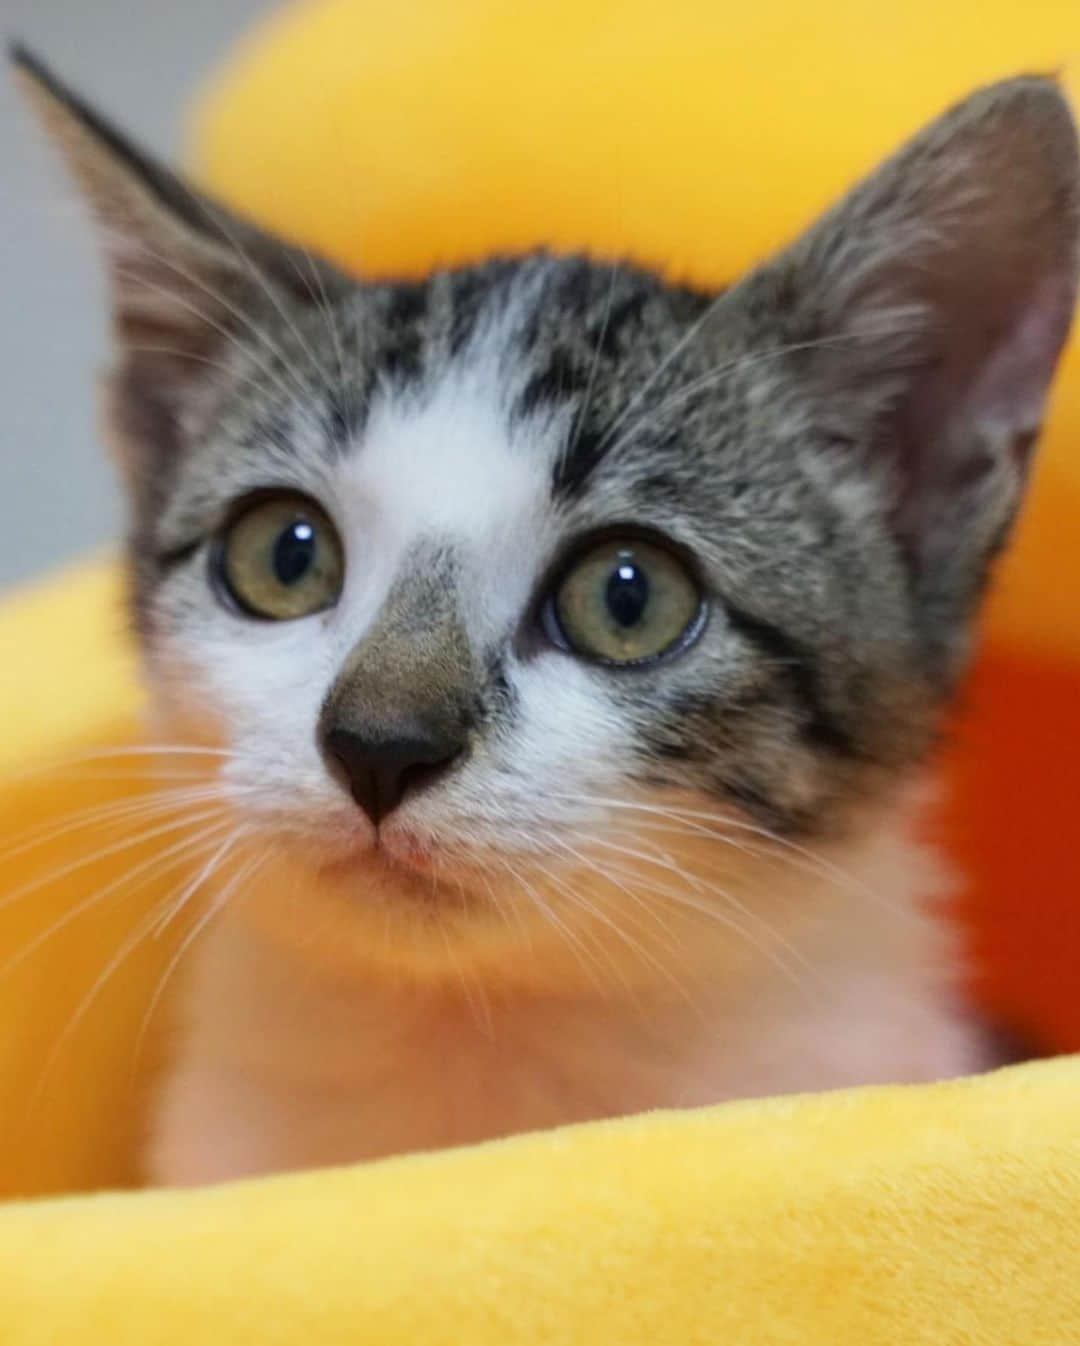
12, 46, 261, 397
11, 46, 353, 478
742, 75, 1080, 671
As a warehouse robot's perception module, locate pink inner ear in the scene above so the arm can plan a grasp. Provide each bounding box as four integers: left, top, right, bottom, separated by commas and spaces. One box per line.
963, 273, 1078, 463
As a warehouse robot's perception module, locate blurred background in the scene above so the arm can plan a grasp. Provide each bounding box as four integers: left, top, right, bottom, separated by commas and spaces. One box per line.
0, 0, 270, 587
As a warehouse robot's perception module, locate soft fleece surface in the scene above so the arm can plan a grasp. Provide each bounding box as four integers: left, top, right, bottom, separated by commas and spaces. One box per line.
0, 0, 1078, 1339
0, 1057, 1077, 1343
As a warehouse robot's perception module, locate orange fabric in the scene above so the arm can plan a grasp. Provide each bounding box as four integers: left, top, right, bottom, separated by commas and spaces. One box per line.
939, 654, 1080, 1049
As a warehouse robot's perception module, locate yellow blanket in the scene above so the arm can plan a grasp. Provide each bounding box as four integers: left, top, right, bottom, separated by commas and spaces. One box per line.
2, 1, 1079, 1339
0, 1054, 1078, 1344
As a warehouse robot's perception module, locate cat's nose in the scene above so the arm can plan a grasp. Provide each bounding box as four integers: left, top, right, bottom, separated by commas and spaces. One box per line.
323, 726, 464, 825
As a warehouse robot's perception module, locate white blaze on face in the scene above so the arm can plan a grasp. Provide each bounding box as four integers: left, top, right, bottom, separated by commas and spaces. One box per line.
338, 351, 561, 643
155, 334, 631, 854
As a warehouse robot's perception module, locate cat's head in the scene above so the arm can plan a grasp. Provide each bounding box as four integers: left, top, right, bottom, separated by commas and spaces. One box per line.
15, 48, 1080, 984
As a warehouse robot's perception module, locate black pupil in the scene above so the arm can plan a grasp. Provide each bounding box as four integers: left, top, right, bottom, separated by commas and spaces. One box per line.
605, 557, 649, 628
273, 520, 316, 586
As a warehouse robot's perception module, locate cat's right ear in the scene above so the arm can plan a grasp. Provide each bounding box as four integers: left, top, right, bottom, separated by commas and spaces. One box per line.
723, 75, 1080, 682
10, 45, 350, 459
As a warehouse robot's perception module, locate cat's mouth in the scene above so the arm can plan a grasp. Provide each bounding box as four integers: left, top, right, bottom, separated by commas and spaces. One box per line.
318, 821, 483, 906
374, 827, 440, 876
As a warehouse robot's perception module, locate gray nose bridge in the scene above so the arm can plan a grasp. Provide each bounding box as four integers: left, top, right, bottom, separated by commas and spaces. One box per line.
321, 556, 476, 741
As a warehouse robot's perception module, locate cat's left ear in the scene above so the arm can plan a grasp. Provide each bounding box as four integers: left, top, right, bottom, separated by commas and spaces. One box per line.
734, 75, 1080, 672
10, 45, 351, 466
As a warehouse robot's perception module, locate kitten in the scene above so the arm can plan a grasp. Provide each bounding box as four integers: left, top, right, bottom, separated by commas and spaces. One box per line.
13, 47, 1079, 1186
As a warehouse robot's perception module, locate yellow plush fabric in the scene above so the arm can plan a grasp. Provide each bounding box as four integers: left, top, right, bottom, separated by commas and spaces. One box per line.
2, 0, 1080, 1338
0, 559, 152, 1197
0, 1056, 1077, 1343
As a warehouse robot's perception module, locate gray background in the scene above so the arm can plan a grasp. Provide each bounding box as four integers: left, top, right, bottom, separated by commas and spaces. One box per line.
0, 0, 271, 588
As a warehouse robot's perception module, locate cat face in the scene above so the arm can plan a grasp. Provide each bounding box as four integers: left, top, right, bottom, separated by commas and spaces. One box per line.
130, 256, 909, 853
15, 50, 1080, 969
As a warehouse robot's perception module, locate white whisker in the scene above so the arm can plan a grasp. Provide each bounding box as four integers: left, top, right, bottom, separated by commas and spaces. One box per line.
0, 784, 231, 869
27, 839, 262, 1117
549, 790, 906, 917
0, 804, 234, 919
113, 253, 323, 426
192, 206, 340, 396
438, 917, 495, 1039
4, 742, 236, 788
496, 855, 609, 994
0, 814, 236, 988
567, 832, 822, 997
130, 838, 262, 1080
607, 332, 889, 456
523, 858, 640, 996
561, 261, 619, 477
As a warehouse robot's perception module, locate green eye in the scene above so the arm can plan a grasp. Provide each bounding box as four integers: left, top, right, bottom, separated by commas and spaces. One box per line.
548, 537, 704, 664
217, 494, 344, 620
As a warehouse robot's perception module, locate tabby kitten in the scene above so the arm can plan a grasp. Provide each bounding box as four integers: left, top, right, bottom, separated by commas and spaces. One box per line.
13, 47, 1079, 1185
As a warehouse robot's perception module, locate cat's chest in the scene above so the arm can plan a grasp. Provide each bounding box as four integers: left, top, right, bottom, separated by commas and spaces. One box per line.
150, 971, 719, 1183
174, 960, 713, 1150
147, 823, 980, 1187
148, 910, 980, 1188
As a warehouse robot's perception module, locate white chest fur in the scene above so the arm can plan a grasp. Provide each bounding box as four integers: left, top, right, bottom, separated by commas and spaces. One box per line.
148, 808, 983, 1187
